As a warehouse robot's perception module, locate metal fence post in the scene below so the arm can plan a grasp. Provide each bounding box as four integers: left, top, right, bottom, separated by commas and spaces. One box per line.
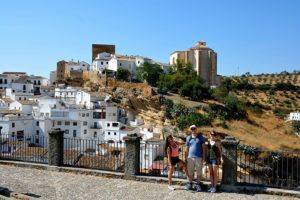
48, 128, 64, 166
221, 136, 239, 187
124, 134, 141, 177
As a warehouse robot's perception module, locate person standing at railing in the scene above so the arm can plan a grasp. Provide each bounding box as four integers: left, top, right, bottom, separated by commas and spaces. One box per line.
184, 125, 206, 192
165, 135, 188, 191
204, 130, 222, 193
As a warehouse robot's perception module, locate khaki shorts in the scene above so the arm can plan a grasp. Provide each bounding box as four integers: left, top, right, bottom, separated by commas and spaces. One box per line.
187, 157, 203, 182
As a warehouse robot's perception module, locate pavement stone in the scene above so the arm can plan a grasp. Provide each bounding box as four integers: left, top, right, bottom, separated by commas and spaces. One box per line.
0, 165, 297, 200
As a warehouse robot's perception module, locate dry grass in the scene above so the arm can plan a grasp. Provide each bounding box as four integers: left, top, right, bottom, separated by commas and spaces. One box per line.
236, 91, 299, 110
198, 112, 300, 151
165, 93, 206, 108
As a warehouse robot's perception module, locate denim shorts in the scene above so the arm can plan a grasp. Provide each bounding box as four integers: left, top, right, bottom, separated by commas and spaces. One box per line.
208, 159, 217, 166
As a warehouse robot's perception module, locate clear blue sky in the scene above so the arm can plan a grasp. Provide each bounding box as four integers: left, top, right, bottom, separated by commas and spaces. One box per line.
0, 0, 299, 78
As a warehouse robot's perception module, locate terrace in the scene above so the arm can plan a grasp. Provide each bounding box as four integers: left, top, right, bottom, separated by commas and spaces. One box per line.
0, 131, 299, 197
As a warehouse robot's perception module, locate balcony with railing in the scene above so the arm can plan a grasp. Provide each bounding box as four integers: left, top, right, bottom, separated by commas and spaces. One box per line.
90, 124, 102, 129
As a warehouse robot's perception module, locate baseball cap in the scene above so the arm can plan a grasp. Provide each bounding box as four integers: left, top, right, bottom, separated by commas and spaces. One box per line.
190, 125, 197, 130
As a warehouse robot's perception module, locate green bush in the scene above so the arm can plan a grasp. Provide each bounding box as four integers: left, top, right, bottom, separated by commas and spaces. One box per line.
208, 93, 248, 120
136, 62, 163, 86
179, 78, 211, 100
235, 79, 255, 90
273, 82, 298, 91
268, 89, 276, 96
273, 107, 291, 119
211, 87, 228, 101
223, 93, 248, 120
292, 121, 300, 134
170, 103, 190, 118
247, 101, 264, 114
208, 103, 228, 120
177, 113, 212, 130
283, 100, 292, 105
158, 62, 211, 100
257, 84, 272, 91
116, 68, 130, 81
161, 98, 174, 119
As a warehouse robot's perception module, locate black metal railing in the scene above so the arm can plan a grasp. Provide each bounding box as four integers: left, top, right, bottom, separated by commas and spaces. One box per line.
63, 137, 125, 172
0, 134, 48, 164
139, 141, 222, 181
237, 145, 300, 190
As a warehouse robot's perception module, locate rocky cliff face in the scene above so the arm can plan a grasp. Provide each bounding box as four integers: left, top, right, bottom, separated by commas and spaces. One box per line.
82, 77, 169, 137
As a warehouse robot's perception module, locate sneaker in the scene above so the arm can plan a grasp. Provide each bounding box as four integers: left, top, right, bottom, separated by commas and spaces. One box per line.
210, 187, 216, 193
207, 187, 213, 192
168, 185, 175, 191
185, 183, 193, 190
195, 184, 202, 192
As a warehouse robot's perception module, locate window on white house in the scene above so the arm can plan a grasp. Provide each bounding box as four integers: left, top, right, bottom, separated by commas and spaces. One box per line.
94, 132, 97, 138
108, 132, 110, 135
73, 122, 77, 126
83, 121, 88, 126
82, 113, 85, 117
36, 130, 39, 135
12, 123, 15, 128
65, 121, 70, 126
36, 121, 39, 126
114, 132, 117, 135
57, 121, 62, 126
86, 113, 89, 117
107, 123, 110, 127
73, 130, 76, 137
65, 130, 69, 134
84, 130, 87, 134
112, 123, 118, 127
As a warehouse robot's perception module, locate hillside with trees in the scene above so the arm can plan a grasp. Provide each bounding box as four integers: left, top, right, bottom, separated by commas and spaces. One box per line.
78, 62, 300, 151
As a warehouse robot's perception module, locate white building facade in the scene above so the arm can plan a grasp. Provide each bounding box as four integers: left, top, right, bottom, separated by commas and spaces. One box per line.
287, 112, 300, 121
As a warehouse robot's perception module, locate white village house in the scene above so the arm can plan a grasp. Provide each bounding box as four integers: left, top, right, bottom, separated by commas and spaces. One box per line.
286, 112, 300, 121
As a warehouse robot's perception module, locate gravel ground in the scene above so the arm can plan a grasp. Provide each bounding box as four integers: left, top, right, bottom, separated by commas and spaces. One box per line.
0, 165, 297, 200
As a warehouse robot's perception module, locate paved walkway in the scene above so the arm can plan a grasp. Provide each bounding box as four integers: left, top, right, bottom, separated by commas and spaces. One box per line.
0, 165, 296, 200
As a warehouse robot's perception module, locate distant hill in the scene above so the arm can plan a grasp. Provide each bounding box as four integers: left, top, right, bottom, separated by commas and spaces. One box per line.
230, 72, 300, 86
